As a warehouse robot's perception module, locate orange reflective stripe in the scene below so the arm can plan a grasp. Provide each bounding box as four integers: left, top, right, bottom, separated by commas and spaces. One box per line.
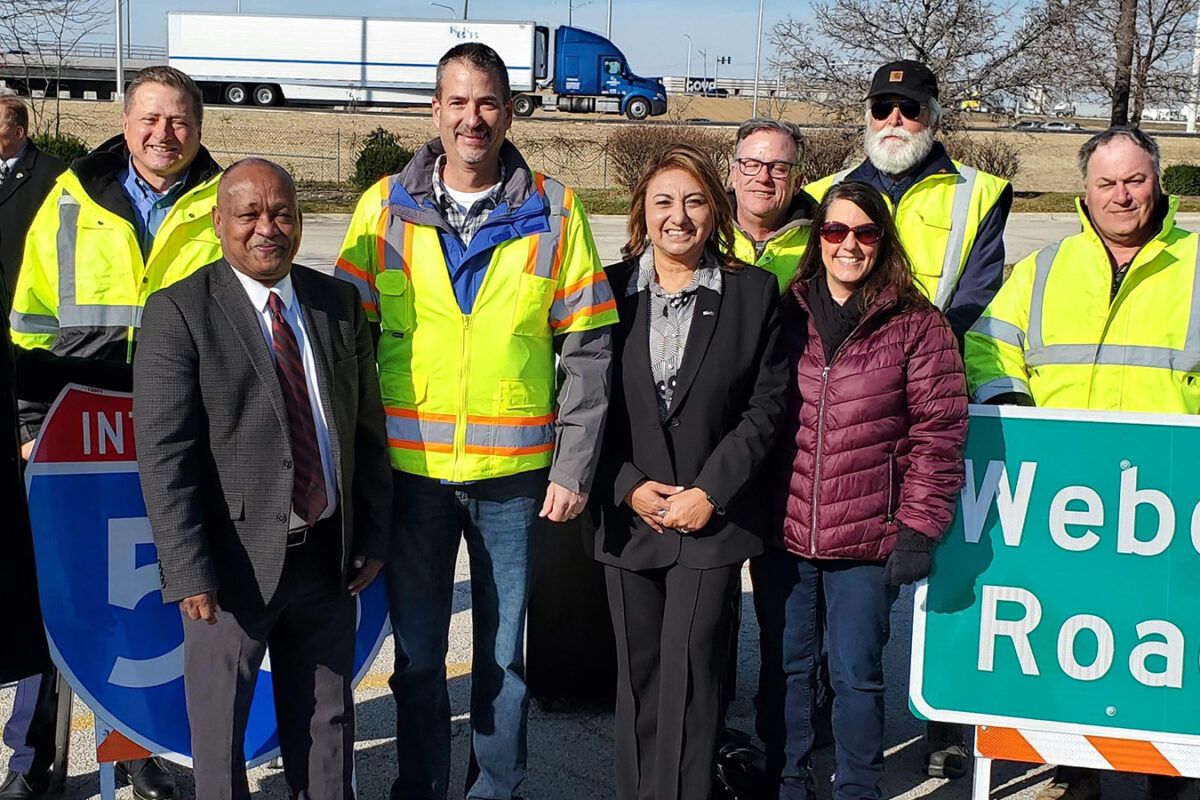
554, 271, 603, 301
375, 208, 388, 276
551, 298, 618, 330
464, 444, 555, 456
525, 235, 540, 275
386, 407, 457, 424
389, 439, 455, 453
1084, 737, 1181, 776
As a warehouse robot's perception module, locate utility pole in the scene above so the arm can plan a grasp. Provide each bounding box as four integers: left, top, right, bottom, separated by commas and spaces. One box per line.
698, 49, 707, 93
114, 0, 124, 100
463, 0, 469, 19
751, 0, 764, 116
683, 34, 691, 93
1189, 6, 1200, 132
1111, 0, 1137, 125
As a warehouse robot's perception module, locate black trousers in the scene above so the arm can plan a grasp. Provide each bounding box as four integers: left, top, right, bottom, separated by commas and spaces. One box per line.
605, 561, 741, 800
182, 519, 356, 800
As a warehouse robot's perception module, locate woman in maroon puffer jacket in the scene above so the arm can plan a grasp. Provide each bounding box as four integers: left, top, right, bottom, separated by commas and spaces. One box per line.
751, 180, 968, 800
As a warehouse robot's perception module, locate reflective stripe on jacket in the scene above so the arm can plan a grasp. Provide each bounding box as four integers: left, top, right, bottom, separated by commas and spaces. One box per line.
335, 163, 618, 481
11, 150, 221, 365
965, 196, 1200, 413
805, 160, 1009, 310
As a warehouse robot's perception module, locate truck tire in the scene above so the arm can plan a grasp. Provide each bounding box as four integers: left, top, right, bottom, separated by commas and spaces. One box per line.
625, 97, 650, 120
513, 94, 536, 117
253, 84, 279, 106
224, 83, 248, 105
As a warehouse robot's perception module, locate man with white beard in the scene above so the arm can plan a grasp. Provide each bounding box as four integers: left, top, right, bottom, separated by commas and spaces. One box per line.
804, 60, 1012, 343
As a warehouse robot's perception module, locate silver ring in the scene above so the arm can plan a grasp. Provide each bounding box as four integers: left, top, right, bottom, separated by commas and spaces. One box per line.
679, 527, 690, 534
657, 508, 668, 518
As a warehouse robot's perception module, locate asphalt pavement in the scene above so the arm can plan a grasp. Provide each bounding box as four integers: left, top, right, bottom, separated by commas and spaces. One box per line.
0, 211, 1172, 799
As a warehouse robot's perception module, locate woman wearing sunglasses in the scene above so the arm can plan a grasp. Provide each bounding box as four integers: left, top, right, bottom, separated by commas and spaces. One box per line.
752, 180, 968, 800
590, 143, 789, 800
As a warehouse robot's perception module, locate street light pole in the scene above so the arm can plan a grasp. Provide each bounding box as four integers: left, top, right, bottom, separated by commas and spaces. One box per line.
752, 0, 764, 117
698, 48, 707, 93
606, 0, 612, 38
431, 1, 456, 16
463, 0, 469, 19
683, 34, 691, 93
114, 0, 124, 100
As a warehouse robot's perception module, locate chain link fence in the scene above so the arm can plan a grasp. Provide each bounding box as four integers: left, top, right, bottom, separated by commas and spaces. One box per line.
45, 105, 631, 189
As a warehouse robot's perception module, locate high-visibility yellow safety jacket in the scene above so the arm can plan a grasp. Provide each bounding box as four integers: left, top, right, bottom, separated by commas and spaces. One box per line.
805, 160, 1009, 309
732, 222, 810, 292
11, 146, 222, 364
335, 171, 618, 482
965, 196, 1200, 413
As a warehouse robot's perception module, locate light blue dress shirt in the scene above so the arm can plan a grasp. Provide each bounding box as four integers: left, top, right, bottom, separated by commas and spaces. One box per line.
119, 158, 190, 256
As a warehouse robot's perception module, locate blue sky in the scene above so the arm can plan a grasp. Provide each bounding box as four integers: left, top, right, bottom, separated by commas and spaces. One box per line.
100, 0, 788, 80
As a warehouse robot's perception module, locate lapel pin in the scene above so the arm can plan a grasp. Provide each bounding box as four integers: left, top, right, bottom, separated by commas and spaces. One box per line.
702, 310, 715, 316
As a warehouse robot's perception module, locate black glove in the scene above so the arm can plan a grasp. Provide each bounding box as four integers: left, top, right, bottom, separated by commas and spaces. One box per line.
881, 527, 934, 586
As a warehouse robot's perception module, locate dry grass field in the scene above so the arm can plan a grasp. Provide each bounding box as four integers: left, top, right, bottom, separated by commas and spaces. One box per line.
33, 97, 1200, 194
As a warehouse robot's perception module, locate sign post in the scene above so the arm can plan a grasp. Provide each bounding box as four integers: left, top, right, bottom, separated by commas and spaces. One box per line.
26, 386, 391, 796
911, 406, 1200, 798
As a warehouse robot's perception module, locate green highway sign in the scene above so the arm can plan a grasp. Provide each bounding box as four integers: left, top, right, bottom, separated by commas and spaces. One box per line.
911, 405, 1200, 742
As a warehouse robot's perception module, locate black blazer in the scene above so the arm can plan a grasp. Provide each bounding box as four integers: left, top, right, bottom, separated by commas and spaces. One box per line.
133, 259, 393, 612
0, 141, 65, 309
591, 257, 789, 570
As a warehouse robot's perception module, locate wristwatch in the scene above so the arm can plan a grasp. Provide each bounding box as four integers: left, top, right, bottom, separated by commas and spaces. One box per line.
700, 489, 725, 515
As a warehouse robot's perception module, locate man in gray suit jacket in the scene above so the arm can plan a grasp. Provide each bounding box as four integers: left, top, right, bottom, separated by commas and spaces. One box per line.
133, 158, 392, 800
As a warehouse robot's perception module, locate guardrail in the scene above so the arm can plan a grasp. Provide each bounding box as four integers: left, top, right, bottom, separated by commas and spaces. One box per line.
3, 41, 166, 60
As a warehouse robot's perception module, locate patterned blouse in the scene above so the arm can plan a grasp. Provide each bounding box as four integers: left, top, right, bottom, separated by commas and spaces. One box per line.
626, 245, 724, 420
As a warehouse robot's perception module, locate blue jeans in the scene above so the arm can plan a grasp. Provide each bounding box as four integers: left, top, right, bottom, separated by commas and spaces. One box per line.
386, 470, 547, 800
751, 549, 899, 800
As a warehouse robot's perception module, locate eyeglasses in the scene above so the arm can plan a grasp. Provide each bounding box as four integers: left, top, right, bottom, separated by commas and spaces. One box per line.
870, 100, 923, 121
818, 221, 883, 245
735, 157, 798, 179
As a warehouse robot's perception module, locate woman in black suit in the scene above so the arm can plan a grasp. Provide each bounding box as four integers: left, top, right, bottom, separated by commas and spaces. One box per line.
592, 143, 789, 800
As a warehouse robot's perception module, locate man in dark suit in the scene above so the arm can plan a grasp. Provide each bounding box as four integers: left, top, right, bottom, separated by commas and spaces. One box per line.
133, 158, 392, 800
0, 94, 70, 800
0, 95, 65, 305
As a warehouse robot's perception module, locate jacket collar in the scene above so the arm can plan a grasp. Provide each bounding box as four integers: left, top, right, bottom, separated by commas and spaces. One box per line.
1075, 194, 1177, 267
391, 137, 537, 213
728, 186, 817, 244
68, 133, 221, 227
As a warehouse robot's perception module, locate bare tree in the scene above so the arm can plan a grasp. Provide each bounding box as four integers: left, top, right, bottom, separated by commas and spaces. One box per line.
1047, 0, 1196, 124
767, 0, 1080, 119
0, 0, 109, 135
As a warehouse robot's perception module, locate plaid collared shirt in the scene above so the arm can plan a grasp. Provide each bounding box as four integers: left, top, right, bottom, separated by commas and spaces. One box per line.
431, 154, 507, 246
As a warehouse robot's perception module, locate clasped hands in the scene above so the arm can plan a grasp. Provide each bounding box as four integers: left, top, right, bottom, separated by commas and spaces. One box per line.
624, 480, 713, 534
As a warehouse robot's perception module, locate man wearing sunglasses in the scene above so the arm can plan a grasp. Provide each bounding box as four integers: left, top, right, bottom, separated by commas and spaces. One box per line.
803, 59, 1012, 344
728, 118, 817, 290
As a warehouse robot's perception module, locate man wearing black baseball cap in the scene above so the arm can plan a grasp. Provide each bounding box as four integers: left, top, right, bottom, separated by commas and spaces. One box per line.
803, 58, 1012, 346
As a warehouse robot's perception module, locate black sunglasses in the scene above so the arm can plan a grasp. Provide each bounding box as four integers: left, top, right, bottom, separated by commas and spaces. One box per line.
870, 100, 923, 121
818, 222, 883, 245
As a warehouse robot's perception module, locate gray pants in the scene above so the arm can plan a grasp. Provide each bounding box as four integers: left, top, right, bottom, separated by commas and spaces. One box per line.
182, 523, 356, 800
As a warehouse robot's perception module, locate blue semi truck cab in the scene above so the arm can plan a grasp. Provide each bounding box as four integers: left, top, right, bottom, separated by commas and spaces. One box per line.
514, 25, 667, 120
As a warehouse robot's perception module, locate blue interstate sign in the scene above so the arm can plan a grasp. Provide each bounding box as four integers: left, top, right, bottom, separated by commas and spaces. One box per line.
27, 387, 390, 766
911, 405, 1200, 743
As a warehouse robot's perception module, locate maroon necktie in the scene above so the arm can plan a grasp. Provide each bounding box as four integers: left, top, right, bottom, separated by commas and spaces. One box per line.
267, 292, 327, 527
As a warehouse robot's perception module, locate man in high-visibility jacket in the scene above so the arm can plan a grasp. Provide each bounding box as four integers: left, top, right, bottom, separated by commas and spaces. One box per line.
335, 43, 617, 800
966, 126, 1193, 800
728, 118, 816, 290
804, 59, 1012, 342
2, 66, 221, 800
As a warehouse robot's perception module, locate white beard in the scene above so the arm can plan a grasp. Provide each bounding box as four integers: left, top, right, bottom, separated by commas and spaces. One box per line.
863, 124, 935, 176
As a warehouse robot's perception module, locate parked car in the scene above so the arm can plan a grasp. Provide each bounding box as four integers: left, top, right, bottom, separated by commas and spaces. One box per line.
1041, 120, 1082, 132
1052, 101, 1076, 117
1009, 119, 1040, 130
